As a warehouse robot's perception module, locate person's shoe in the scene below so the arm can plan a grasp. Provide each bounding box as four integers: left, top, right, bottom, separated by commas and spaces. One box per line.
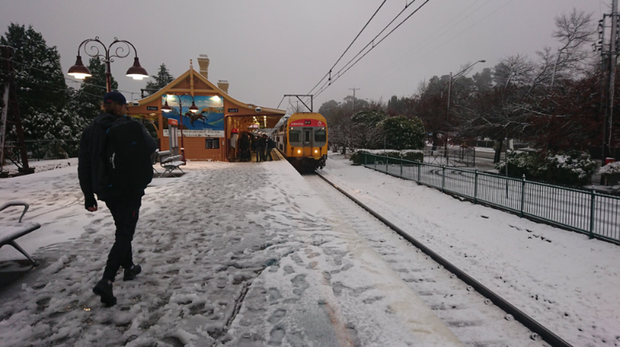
93, 279, 116, 307
123, 264, 142, 281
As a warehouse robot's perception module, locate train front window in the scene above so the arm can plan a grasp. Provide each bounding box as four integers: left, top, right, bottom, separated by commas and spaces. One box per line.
289, 130, 301, 144
314, 128, 326, 144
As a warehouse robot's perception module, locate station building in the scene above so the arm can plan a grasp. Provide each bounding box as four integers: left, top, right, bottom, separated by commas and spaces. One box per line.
127, 55, 286, 162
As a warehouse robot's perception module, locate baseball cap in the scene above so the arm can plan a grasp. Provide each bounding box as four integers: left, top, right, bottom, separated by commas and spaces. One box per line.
103, 91, 127, 105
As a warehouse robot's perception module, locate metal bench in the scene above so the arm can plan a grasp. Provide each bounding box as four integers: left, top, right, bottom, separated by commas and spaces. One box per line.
158, 150, 185, 177
0, 201, 41, 266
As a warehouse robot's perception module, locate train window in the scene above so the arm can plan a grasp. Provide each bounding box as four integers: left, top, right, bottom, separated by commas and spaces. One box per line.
205, 138, 220, 149
289, 130, 301, 143
314, 128, 326, 143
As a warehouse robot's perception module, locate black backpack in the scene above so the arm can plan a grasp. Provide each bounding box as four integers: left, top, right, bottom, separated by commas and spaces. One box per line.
101, 116, 154, 192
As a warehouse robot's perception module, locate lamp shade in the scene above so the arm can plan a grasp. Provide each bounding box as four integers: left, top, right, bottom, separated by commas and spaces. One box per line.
67, 55, 92, 79
126, 57, 148, 80
162, 99, 172, 113
189, 101, 199, 113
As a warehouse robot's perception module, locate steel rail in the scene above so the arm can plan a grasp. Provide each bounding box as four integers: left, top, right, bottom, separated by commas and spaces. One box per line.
316, 172, 573, 347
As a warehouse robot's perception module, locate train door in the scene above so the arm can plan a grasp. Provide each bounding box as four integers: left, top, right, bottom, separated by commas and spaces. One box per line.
303, 127, 313, 156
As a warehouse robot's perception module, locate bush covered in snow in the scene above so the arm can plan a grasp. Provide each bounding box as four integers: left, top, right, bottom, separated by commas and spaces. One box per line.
599, 161, 620, 175
349, 149, 423, 165
496, 150, 597, 187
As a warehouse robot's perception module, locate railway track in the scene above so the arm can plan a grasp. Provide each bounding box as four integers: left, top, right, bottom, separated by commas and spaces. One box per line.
305, 172, 572, 347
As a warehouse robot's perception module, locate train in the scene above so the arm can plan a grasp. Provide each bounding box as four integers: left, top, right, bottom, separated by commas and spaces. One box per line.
275, 112, 328, 171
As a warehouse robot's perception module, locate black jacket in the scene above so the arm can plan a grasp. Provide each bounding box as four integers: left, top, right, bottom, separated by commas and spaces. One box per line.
78, 113, 157, 202
267, 138, 276, 149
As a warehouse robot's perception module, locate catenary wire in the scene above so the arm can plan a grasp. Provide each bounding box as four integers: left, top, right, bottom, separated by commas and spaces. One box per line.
308, 0, 420, 96
314, 0, 432, 98
306, 0, 388, 96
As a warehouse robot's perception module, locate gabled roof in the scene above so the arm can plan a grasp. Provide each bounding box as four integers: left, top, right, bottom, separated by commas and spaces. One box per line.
135, 66, 285, 115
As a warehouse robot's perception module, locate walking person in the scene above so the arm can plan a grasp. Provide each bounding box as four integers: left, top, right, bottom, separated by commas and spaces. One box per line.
78, 91, 157, 307
255, 133, 265, 162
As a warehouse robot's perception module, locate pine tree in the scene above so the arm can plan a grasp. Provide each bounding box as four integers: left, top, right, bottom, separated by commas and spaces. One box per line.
0, 24, 67, 114
144, 63, 174, 96
0, 24, 86, 158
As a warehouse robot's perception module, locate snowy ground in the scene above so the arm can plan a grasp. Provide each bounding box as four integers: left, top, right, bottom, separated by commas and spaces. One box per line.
0, 153, 618, 347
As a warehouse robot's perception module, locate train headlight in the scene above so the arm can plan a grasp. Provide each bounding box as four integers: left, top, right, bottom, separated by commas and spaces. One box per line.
297, 149, 302, 154
314, 149, 318, 154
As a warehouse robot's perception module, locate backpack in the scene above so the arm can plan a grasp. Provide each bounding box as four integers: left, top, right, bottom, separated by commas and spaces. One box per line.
101, 116, 154, 192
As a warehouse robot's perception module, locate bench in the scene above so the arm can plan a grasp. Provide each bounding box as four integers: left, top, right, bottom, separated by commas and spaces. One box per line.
157, 150, 185, 178
0, 201, 41, 266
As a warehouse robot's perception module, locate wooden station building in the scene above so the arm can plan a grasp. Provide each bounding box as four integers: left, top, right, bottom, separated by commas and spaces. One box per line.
127, 55, 286, 161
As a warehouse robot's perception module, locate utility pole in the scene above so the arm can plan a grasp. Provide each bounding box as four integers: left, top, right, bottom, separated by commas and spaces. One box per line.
349, 87, 360, 112
596, 0, 619, 165
345, 88, 360, 158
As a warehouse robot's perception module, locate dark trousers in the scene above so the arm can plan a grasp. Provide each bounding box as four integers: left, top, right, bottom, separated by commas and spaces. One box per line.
103, 197, 142, 281
266, 148, 273, 161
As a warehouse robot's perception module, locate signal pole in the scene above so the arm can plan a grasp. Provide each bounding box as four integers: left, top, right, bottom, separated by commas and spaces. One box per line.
597, 0, 619, 164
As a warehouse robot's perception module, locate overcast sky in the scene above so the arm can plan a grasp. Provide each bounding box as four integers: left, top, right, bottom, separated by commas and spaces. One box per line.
0, 0, 608, 112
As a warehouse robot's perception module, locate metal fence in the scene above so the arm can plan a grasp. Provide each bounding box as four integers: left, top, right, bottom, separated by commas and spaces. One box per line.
362, 153, 620, 244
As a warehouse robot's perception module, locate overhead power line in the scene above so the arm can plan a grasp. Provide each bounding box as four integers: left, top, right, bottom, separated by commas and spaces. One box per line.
313, 0, 432, 98
306, 0, 388, 96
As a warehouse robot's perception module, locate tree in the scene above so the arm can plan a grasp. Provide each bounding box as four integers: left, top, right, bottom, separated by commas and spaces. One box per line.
379, 116, 425, 150
351, 110, 387, 149
0, 24, 67, 113
1, 24, 85, 158
550, 8, 595, 88
144, 63, 174, 96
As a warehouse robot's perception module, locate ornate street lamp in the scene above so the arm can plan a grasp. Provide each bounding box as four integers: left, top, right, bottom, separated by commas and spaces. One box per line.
162, 93, 199, 161
67, 37, 148, 92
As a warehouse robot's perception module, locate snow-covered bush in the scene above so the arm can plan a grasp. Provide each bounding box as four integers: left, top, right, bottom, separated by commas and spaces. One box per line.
349, 149, 423, 165
496, 150, 597, 187
599, 161, 620, 175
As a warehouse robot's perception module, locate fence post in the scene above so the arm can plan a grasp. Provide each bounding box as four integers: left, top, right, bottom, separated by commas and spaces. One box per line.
417, 162, 421, 183
374, 154, 377, 170
474, 170, 478, 204
400, 158, 403, 178
589, 190, 596, 239
442, 166, 446, 192
364, 153, 367, 166
520, 174, 526, 217
384, 155, 388, 173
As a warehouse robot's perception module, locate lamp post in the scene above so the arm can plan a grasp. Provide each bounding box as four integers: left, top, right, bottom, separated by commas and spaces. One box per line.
67, 37, 148, 92
445, 59, 486, 163
161, 93, 199, 161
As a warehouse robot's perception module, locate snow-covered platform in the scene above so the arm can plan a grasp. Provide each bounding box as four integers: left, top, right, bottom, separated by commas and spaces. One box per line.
0, 160, 464, 346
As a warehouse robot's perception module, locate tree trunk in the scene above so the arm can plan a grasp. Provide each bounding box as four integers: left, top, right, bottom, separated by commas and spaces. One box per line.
431, 132, 438, 151
493, 140, 503, 163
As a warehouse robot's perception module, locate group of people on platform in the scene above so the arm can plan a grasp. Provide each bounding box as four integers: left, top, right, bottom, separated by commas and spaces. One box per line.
232, 130, 276, 162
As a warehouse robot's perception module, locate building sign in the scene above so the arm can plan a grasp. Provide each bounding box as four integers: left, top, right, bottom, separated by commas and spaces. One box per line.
147, 106, 158, 111
227, 108, 239, 113
161, 95, 224, 133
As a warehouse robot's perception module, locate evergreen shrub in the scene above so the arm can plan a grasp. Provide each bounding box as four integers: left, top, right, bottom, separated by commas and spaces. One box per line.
350, 150, 423, 165
496, 150, 597, 187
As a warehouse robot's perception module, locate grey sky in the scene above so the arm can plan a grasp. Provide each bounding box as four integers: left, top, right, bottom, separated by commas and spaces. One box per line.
0, 0, 607, 111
